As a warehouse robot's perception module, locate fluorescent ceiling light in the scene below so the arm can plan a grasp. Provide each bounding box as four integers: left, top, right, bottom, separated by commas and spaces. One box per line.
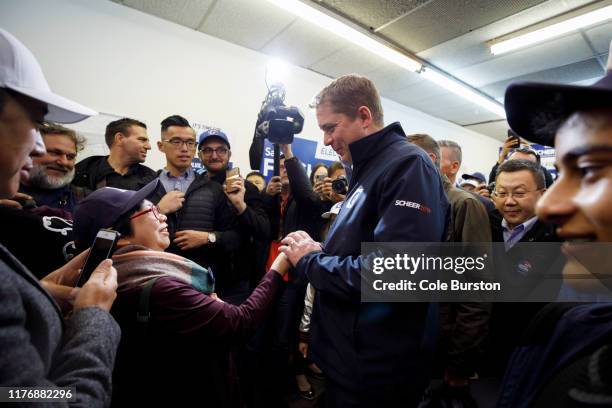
491, 4, 612, 55
266, 0, 421, 72
421, 68, 506, 117
267, 0, 505, 117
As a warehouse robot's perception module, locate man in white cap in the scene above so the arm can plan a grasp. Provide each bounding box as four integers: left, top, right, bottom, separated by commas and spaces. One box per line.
0, 28, 120, 405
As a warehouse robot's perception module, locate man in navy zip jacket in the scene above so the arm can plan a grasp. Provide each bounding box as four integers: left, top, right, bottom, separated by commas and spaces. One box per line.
281, 75, 450, 407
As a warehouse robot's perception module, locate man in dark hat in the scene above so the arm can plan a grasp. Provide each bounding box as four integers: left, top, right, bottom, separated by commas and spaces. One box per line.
497, 41, 612, 408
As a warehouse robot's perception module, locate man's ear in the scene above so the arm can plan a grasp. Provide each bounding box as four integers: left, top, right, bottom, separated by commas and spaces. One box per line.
357, 106, 373, 128
228, 149, 232, 161
114, 132, 124, 146
157, 140, 164, 152
451, 161, 461, 174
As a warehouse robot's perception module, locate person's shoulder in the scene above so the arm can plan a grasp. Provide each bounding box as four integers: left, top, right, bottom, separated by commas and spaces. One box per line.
75, 155, 106, 169
136, 163, 158, 177
527, 219, 560, 242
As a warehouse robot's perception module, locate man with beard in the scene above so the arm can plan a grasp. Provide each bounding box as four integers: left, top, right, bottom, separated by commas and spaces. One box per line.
17, 122, 85, 215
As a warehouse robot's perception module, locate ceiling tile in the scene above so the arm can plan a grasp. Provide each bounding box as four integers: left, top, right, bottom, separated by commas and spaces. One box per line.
385, 79, 454, 106
121, 0, 214, 29
309, 44, 388, 77
199, 0, 294, 50
453, 32, 594, 87
416, 0, 595, 71
464, 121, 509, 141
434, 104, 502, 126
260, 19, 348, 67
379, 0, 547, 53
481, 57, 606, 98
361, 63, 422, 95
318, 0, 429, 30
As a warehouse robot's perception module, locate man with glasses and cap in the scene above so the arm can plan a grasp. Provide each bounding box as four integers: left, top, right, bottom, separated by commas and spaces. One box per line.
0, 29, 120, 405
197, 128, 270, 302
496, 41, 612, 408
148, 124, 243, 303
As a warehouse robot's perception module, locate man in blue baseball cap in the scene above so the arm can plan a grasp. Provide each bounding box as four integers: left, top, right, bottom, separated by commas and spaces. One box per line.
196, 127, 270, 304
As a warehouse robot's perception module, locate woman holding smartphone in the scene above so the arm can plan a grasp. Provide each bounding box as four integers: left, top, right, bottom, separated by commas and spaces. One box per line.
72, 180, 290, 407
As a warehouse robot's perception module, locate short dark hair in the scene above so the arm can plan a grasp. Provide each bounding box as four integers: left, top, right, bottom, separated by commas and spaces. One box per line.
509, 146, 540, 164
161, 115, 191, 132
246, 171, 265, 182
104, 118, 147, 148
328, 161, 345, 177
496, 159, 545, 189
311, 74, 384, 126
407, 133, 441, 169
40, 122, 85, 152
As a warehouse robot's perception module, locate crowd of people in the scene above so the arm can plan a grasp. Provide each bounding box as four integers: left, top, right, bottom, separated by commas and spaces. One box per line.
1, 27, 612, 408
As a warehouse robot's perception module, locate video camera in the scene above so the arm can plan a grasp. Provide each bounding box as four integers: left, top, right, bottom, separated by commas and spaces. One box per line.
249, 83, 304, 176
256, 83, 304, 145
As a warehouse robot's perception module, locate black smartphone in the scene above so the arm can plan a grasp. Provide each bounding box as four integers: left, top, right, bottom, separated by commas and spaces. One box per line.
507, 129, 520, 146
76, 229, 120, 287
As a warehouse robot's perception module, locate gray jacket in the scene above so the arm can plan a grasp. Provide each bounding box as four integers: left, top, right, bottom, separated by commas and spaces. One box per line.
0, 244, 120, 407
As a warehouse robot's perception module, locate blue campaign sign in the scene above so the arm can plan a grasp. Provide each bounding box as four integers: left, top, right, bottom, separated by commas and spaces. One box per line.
531, 143, 556, 178
259, 137, 340, 182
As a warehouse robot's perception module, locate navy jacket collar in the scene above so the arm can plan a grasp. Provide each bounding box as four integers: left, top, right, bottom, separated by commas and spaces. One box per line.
349, 122, 406, 167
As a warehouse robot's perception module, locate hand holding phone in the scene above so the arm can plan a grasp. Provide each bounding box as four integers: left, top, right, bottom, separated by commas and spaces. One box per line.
225, 167, 241, 193
76, 229, 120, 287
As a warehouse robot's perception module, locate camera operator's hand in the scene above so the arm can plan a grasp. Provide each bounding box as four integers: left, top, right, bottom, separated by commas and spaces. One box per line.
73, 259, 118, 313
224, 176, 247, 214
279, 143, 293, 160
322, 178, 346, 203
498, 137, 520, 164
474, 185, 491, 199
280, 231, 323, 266
266, 176, 283, 196
158, 190, 185, 214
313, 180, 326, 199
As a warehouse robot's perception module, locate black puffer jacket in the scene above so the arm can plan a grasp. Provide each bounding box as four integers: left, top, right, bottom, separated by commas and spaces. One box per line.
149, 173, 242, 294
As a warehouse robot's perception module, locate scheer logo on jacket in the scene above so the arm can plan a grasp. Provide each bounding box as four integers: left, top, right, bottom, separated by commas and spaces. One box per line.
394, 199, 431, 214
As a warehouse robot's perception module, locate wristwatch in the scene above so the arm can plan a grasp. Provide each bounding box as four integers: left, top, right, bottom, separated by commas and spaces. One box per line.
208, 232, 217, 244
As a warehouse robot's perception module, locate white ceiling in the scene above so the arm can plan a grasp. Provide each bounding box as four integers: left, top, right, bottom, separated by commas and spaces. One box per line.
112, 0, 612, 141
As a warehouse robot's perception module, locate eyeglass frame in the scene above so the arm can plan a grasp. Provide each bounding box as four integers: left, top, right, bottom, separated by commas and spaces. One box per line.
130, 205, 162, 221
199, 146, 229, 157
492, 188, 544, 200
161, 137, 198, 149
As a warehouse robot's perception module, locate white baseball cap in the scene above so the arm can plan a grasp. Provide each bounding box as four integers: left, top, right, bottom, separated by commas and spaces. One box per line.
0, 29, 97, 123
